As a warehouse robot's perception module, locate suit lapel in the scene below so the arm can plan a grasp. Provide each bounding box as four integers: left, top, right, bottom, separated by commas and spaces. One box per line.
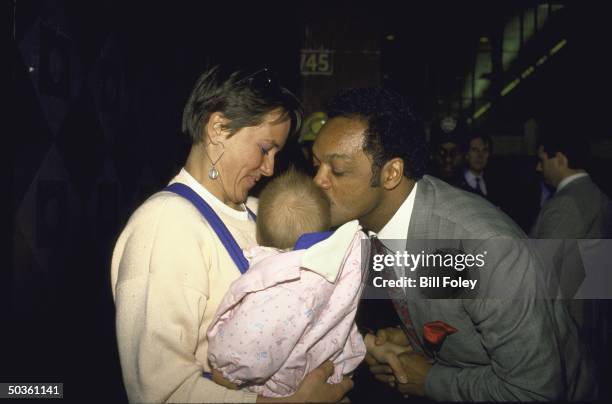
401, 175, 465, 351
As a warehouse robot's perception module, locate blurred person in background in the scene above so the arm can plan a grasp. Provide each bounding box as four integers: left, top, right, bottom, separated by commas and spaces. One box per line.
429, 117, 466, 188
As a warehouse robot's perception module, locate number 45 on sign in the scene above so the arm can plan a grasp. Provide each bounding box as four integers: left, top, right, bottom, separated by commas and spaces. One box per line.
300, 50, 333, 76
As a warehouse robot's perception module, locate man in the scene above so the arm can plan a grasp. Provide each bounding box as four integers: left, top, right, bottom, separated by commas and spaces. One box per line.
531, 130, 612, 301
462, 132, 499, 205
430, 123, 465, 188
531, 132, 611, 299
312, 87, 594, 401
532, 134, 612, 239
531, 130, 612, 394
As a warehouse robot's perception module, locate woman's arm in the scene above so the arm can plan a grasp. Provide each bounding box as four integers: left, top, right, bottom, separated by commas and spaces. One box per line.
213, 361, 354, 402
257, 361, 353, 403
113, 196, 259, 403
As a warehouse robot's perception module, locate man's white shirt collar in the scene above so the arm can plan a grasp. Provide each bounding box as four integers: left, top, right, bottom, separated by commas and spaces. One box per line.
464, 170, 487, 195
556, 172, 588, 193
373, 182, 418, 240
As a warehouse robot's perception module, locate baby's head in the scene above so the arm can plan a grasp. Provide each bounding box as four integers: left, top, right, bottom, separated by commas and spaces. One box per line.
256, 168, 331, 249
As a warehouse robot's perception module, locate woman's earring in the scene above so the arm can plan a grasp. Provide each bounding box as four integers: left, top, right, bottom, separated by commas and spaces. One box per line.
205, 140, 224, 180
208, 162, 220, 180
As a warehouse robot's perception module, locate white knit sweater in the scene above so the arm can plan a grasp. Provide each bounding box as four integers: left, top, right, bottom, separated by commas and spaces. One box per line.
111, 169, 258, 403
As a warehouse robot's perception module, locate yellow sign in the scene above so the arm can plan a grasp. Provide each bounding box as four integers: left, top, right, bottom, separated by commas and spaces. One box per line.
300, 50, 333, 76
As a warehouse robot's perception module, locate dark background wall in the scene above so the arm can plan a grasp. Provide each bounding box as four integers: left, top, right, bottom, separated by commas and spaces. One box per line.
9, 1, 611, 402
9, 1, 305, 401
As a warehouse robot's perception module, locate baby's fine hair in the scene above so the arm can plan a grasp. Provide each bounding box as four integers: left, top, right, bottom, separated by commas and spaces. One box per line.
256, 168, 331, 249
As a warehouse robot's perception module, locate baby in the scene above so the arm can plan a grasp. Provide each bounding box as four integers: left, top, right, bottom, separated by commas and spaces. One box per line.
207, 169, 371, 397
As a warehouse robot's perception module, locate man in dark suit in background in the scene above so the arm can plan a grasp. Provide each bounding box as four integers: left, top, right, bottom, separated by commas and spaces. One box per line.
461, 131, 503, 207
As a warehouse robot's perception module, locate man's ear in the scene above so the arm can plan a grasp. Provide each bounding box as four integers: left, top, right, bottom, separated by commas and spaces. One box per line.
556, 151, 569, 168
204, 112, 230, 143
381, 158, 404, 190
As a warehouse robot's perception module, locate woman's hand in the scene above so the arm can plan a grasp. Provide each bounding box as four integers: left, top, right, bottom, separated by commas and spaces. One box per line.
257, 361, 353, 402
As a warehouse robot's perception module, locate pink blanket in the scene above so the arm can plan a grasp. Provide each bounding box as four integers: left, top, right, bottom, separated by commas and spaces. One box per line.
207, 228, 367, 397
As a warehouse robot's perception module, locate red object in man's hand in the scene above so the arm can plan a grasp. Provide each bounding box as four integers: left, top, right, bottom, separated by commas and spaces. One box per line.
423, 320, 457, 346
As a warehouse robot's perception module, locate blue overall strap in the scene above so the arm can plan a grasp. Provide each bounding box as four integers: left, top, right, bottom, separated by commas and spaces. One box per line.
164, 183, 250, 274
245, 205, 257, 222
294, 231, 333, 250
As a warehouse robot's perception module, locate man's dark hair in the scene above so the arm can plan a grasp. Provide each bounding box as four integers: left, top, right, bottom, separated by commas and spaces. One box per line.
464, 131, 493, 155
182, 65, 303, 144
325, 87, 426, 185
539, 119, 588, 169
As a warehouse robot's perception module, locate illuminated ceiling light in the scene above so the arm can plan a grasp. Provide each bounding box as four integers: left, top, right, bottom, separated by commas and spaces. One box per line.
500, 78, 521, 96
521, 66, 535, 79
473, 102, 491, 119
550, 38, 567, 55
536, 55, 548, 66
386, 34, 395, 41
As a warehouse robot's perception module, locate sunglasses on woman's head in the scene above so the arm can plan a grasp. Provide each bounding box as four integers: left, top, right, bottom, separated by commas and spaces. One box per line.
236, 67, 276, 87
235, 67, 303, 129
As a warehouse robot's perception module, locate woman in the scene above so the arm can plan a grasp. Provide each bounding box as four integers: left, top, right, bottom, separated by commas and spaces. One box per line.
111, 65, 353, 403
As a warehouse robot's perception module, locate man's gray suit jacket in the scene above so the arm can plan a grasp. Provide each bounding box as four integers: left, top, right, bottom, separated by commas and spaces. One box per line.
532, 175, 612, 239
399, 175, 594, 401
530, 175, 611, 391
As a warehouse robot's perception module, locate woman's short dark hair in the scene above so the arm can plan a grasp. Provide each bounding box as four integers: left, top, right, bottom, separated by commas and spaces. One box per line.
182, 65, 303, 144
325, 87, 426, 183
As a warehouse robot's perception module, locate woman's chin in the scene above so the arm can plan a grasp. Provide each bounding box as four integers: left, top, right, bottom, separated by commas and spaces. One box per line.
240, 179, 257, 198
232, 189, 250, 206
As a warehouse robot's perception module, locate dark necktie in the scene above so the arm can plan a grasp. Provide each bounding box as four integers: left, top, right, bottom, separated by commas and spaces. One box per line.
474, 177, 485, 196
371, 236, 427, 355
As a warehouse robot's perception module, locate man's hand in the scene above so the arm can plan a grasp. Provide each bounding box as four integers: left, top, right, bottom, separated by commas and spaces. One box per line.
364, 333, 411, 387
374, 326, 411, 347
365, 327, 412, 386
364, 333, 412, 362
394, 352, 432, 397
257, 360, 353, 402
